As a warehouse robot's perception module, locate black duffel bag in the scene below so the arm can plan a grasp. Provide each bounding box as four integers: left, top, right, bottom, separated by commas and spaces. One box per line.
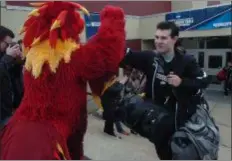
171, 103, 220, 160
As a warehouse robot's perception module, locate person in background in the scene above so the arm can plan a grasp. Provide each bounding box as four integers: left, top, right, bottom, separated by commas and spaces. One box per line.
114, 76, 130, 136
103, 76, 130, 137
223, 61, 232, 95
103, 109, 117, 137
217, 60, 232, 95
0, 26, 23, 124
121, 66, 147, 135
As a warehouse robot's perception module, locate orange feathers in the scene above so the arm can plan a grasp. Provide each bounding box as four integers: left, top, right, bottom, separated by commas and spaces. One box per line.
20, 1, 88, 78
20, 1, 89, 49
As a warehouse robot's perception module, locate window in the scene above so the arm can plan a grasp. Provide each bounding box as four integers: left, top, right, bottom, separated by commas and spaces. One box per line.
198, 52, 204, 68
226, 52, 232, 63
207, 37, 230, 49
208, 56, 222, 68
198, 38, 205, 49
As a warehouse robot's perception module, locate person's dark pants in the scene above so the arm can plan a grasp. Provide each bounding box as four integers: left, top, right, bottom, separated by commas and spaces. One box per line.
115, 121, 124, 133
103, 108, 116, 135
224, 79, 231, 95
104, 120, 115, 135
152, 115, 176, 160
151, 102, 195, 160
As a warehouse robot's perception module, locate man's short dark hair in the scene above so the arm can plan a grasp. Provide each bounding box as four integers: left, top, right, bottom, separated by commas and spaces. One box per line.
0, 26, 15, 41
156, 21, 179, 38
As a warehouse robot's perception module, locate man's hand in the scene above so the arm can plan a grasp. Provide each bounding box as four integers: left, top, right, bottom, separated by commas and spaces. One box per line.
6, 44, 21, 58
119, 76, 128, 84
167, 72, 182, 87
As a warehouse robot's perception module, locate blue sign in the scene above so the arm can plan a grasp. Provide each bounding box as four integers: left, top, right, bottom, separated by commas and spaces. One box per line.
84, 13, 100, 39
165, 4, 232, 31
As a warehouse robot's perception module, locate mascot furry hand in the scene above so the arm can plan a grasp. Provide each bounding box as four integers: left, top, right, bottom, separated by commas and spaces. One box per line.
0, 1, 125, 160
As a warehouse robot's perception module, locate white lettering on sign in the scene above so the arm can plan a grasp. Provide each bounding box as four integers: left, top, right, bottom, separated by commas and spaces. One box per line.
86, 22, 101, 27
169, 18, 194, 27
213, 21, 232, 27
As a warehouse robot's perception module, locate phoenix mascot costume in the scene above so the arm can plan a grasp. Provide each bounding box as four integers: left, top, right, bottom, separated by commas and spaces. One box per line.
0, 1, 125, 159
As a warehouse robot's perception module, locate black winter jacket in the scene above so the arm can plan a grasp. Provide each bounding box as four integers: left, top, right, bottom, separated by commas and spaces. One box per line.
0, 54, 24, 121
120, 48, 210, 126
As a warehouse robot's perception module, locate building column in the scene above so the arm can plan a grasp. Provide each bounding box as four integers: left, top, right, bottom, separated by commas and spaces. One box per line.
192, 1, 207, 9
171, 1, 192, 11
171, 1, 210, 12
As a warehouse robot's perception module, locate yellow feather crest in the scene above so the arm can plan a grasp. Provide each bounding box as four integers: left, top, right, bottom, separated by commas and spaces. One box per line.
24, 39, 79, 79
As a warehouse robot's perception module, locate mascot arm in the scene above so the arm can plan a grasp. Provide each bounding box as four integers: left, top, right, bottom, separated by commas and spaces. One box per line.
81, 6, 126, 97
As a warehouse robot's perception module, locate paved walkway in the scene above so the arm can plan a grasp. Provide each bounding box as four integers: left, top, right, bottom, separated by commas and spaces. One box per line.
85, 91, 231, 160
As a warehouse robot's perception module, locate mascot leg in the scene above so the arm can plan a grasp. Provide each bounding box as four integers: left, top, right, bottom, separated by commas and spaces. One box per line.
67, 130, 85, 159
0, 120, 70, 160
67, 107, 88, 160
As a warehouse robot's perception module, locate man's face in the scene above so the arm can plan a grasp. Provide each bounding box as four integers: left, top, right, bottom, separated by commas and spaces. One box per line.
0, 36, 13, 52
154, 29, 177, 54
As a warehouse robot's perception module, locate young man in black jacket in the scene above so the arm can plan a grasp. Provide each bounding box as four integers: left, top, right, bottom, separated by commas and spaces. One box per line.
101, 21, 211, 159
0, 26, 23, 124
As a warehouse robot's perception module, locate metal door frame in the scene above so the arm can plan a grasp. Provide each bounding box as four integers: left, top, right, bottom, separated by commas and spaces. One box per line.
204, 49, 229, 75
186, 49, 231, 91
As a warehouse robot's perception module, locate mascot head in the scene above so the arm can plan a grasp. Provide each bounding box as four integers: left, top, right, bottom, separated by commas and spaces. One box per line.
20, 1, 89, 78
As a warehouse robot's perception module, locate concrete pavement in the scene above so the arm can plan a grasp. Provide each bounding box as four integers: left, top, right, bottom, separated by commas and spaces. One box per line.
85, 91, 231, 160
84, 115, 158, 160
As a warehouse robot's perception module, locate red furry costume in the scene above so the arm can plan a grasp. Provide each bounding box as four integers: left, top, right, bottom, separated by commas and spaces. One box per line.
0, 1, 125, 159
